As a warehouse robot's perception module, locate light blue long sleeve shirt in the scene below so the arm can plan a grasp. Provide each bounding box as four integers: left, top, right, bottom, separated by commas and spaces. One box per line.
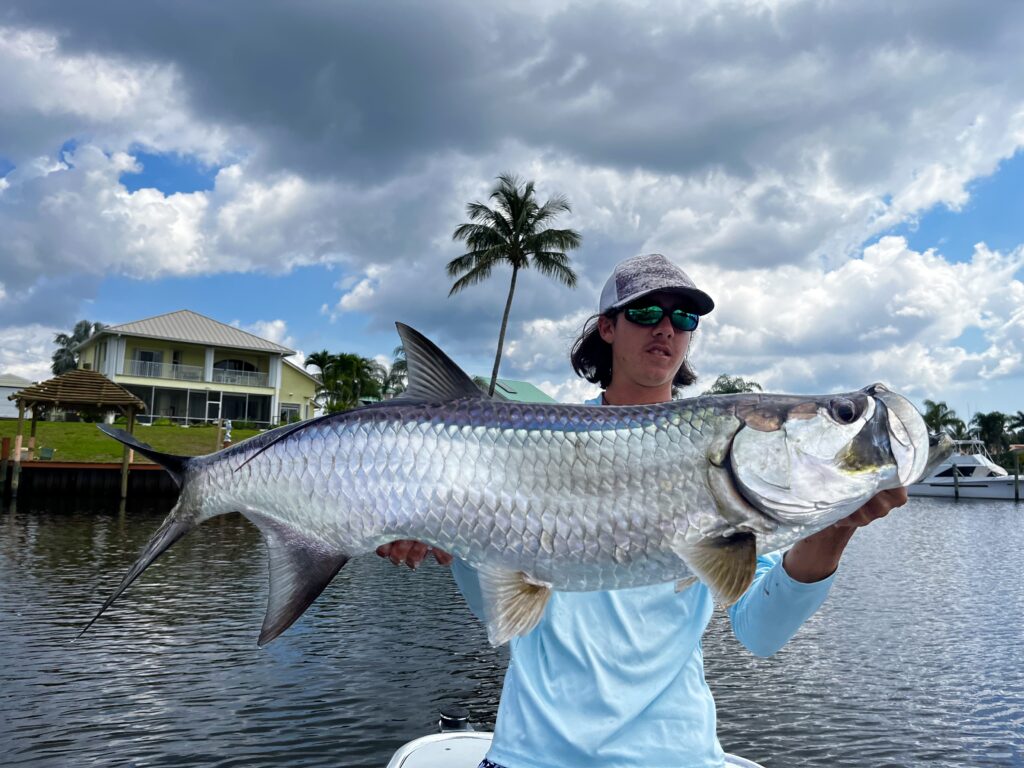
451, 395, 836, 768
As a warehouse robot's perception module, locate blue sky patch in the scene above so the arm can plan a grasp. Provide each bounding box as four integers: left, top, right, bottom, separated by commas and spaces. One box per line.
884, 150, 1024, 262
120, 149, 219, 194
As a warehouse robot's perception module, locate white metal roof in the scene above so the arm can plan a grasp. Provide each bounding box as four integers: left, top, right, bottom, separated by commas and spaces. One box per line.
85, 310, 295, 354
0, 373, 34, 388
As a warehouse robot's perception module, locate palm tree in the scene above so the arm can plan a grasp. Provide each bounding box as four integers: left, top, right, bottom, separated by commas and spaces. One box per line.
969, 411, 1008, 455
922, 399, 965, 436
1007, 410, 1024, 442
448, 173, 581, 397
703, 374, 763, 395
379, 346, 407, 399
52, 320, 105, 375
304, 349, 333, 378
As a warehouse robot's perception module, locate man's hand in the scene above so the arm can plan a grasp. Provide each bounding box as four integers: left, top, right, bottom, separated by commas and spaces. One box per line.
833, 486, 908, 529
783, 487, 908, 583
376, 540, 453, 569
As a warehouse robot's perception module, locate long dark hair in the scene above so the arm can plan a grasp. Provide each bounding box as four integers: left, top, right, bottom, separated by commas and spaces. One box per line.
570, 313, 697, 390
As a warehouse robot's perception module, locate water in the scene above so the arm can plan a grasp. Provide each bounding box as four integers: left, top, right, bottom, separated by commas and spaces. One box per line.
1, 496, 1021, 767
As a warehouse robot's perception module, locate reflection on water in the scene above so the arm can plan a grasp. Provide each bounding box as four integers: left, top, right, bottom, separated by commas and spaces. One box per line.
1, 496, 1021, 767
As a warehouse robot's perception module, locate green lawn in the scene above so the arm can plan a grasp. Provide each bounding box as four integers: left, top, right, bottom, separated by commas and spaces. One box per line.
0, 420, 264, 463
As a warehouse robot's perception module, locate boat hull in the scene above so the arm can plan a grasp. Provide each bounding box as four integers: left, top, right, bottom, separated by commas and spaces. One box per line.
908, 476, 1021, 500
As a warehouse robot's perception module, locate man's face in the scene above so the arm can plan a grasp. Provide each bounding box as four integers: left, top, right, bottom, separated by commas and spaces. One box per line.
597, 291, 693, 390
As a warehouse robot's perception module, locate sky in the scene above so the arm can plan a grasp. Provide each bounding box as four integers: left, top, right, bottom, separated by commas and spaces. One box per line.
1, 0, 1023, 422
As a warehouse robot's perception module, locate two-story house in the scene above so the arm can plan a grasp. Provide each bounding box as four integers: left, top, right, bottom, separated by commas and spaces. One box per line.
74, 310, 319, 426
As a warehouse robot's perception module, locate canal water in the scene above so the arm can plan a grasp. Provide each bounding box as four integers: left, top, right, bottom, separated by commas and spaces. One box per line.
1, 496, 1021, 767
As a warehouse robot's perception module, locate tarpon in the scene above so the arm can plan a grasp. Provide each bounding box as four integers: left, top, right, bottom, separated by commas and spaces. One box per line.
86, 324, 952, 646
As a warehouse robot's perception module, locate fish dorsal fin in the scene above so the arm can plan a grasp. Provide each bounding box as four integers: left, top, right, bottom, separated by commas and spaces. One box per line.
243, 510, 350, 646
475, 564, 553, 646
671, 531, 757, 606
396, 323, 485, 403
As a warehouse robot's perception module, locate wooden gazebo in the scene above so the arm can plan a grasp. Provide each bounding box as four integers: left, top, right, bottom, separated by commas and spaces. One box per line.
7, 369, 146, 498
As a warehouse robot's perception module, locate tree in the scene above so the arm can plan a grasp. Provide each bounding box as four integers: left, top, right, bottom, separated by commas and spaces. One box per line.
703, 374, 763, 395
448, 173, 581, 397
969, 411, 1008, 455
308, 352, 385, 413
303, 349, 333, 377
52, 320, 105, 375
922, 399, 966, 436
1006, 410, 1024, 441
379, 345, 407, 399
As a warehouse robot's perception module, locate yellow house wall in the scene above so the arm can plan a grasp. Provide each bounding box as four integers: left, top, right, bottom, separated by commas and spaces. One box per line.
77, 340, 97, 370
280, 364, 318, 417
121, 339, 207, 368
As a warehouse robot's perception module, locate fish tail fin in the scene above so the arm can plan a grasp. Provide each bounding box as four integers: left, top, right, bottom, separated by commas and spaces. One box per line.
97, 425, 191, 487
78, 500, 199, 639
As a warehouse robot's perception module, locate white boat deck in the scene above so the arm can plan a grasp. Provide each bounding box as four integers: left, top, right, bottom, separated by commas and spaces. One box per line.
386, 731, 766, 768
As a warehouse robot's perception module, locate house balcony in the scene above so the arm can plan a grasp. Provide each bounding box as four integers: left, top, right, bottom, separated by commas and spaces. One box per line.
212, 369, 269, 387
126, 359, 205, 382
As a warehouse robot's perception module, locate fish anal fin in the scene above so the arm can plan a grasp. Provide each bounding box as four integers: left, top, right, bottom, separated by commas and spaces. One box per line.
245, 511, 350, 646
671, 531, 757, 607
476, 565, 552, 646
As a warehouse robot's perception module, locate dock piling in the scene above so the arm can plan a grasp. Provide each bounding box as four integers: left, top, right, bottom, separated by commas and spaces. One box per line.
12, 401, 24, 498
1, 436, 9, 495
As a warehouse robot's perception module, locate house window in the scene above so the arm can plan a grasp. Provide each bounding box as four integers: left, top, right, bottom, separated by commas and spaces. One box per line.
137, 349, 163, 364
214, 359, 256, 372
280, 403, 301, 424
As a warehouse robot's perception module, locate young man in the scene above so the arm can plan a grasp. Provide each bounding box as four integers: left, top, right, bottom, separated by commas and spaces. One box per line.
379, 253, 906, 767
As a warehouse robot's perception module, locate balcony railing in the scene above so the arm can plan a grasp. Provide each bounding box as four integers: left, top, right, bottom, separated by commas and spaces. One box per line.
212, 369, 269, 387
126, 359, 204, 381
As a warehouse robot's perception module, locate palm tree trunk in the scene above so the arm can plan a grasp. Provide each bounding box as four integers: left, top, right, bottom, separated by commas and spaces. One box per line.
489, 265, 519, 397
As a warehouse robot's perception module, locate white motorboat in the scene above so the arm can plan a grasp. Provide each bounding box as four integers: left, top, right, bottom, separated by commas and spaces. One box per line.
908, 439, 1021, 500
386, 709, 766, 768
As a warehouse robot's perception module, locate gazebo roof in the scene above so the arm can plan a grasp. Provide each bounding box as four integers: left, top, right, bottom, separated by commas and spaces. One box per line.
7, 369, 146, 411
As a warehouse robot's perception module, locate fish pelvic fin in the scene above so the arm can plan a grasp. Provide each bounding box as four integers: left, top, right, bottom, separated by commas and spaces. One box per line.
476, 565, 553, 647
78, 505, 197, 639
394, 323, 486, 403
671, 531, 757, 607
97, 425, 190, 487
243, 510, 350, 647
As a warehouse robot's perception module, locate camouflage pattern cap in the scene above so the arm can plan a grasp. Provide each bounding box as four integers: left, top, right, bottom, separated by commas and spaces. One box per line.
599, 254, 715, 316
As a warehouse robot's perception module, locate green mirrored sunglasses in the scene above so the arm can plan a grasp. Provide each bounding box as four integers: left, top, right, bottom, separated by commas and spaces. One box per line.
623, 305, 699, 332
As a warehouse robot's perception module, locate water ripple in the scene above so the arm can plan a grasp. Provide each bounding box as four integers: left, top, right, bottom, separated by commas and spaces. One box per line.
1, 496, 1022, 766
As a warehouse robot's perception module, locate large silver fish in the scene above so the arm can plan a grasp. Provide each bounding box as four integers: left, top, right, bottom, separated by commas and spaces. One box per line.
87, 324, 952, 646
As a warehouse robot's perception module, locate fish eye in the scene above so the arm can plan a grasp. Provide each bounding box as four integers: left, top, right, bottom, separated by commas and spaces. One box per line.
828, 398, 859, 425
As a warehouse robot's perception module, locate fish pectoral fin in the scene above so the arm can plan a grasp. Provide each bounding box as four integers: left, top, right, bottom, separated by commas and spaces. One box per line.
671, 531, 757, 607
245, 511, 350, 647
476, 565, 552, 647
675, 576, 698, 593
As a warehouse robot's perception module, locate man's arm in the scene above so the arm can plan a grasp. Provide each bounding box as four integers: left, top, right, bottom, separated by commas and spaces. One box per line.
730, 487, 908, 656
782, 487, 907, 582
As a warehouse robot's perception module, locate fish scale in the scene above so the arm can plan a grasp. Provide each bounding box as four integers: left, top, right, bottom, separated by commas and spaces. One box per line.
85, 323, 945, 648
199, 399, 734, 593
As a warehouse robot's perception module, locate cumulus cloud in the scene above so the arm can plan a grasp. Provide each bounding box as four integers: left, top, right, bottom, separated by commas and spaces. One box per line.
1, 1, 1024, 410
235, 318, 307, 369
0, 323, 60, 381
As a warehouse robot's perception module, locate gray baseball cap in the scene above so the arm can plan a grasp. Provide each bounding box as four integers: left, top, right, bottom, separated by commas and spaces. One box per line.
599, 254, 715, 316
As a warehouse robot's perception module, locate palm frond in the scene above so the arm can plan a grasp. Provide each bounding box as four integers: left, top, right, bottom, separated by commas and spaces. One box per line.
448, 262, 497, 296
531, 253, 579, 287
